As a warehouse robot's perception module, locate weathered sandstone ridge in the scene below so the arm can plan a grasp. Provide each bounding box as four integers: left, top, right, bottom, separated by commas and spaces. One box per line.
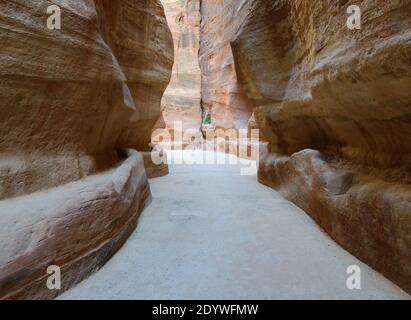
161, 0, 202, 137
0, 0, 172, 299
223, 0, 411, 293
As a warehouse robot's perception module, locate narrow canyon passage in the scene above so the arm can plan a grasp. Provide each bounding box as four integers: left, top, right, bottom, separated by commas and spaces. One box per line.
1, 0, 410, 301
59, 151, 408, 300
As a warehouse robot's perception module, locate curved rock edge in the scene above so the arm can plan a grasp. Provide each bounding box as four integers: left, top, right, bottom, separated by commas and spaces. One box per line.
0, 149, 151, 300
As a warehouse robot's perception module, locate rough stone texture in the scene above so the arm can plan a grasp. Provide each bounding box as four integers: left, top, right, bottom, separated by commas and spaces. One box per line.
161, 0, 202, 137
227, 0, 411, 293
199, 0, 254, 132
0, 0, 172, 299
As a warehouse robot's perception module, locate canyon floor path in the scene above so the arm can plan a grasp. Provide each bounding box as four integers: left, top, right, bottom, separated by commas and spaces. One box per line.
59, 151, 409, 300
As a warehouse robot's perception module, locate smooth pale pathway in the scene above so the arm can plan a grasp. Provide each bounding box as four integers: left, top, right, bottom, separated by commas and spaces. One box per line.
59, 150, 409, 300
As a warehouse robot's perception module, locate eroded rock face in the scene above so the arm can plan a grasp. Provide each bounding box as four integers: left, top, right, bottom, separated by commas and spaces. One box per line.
161, 0, 202, 136
0, 0, 172, 299
199, 0, 254, 132
229, 0, 411, 293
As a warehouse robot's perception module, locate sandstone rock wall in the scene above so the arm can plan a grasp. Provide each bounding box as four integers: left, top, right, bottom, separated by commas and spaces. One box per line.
199, 0, 254, 132
161, 0, 202, 136
0, 0, 172, 299
228, 0, 411, 293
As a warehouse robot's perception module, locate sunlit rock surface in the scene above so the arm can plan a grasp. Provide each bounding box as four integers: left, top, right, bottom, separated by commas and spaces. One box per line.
161, 0, 202, 137
199, 0, 254, 133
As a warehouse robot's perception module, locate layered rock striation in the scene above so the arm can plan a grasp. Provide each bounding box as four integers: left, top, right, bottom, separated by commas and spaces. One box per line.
0, 0, 172, 299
